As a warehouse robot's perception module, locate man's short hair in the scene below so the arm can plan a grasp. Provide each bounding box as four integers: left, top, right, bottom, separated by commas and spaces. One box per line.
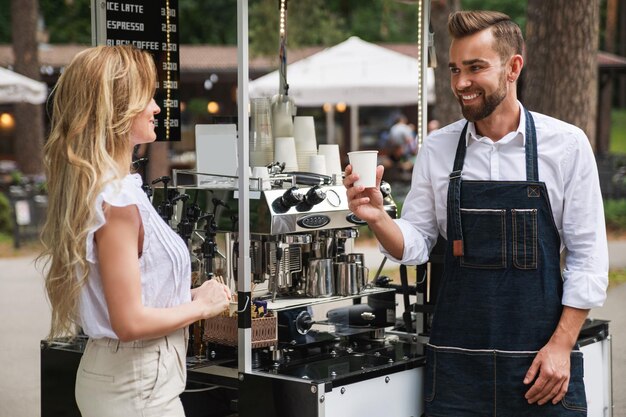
448, 10, 524, 63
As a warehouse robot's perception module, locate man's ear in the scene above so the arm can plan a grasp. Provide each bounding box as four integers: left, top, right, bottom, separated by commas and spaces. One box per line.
507, 54, 524, 83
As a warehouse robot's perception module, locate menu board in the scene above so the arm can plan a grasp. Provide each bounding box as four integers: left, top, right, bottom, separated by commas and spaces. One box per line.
92, 0, 180, 141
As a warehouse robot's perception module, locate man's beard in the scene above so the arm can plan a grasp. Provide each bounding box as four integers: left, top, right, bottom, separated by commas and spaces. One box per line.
458, 74, 507, 122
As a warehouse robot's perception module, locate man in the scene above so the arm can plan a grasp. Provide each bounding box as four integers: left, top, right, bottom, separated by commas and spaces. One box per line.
389, 114, 417, 156
344, 10, 608, 416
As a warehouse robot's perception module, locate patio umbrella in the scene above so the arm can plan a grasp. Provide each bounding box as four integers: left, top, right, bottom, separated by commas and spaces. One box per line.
0, 66, 48, 105
249, 36, 434, 149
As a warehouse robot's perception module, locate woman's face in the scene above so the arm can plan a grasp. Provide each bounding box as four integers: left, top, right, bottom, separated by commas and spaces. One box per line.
130, 98, 161, 146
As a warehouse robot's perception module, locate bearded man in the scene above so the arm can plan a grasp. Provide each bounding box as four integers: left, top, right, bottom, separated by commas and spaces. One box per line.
344, 10, 608, 417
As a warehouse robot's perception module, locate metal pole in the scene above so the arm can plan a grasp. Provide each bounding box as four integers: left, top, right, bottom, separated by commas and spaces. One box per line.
416, 0, 430, 150
325, 106, 335, 144
236, 0, 252, 374
350, 104, 359, 152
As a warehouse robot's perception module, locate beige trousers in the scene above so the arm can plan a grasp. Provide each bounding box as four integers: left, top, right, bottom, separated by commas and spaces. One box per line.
75, 328, 188, 417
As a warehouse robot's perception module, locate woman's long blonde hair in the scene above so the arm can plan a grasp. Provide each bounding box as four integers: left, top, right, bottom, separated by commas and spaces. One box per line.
41, 46, 156, 339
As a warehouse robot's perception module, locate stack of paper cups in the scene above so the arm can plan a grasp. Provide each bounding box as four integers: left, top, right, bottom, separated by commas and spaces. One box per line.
274, 137, 299, 172
318, 144, 343, 180
293, 116, 317, 172
309, 154, 327, 175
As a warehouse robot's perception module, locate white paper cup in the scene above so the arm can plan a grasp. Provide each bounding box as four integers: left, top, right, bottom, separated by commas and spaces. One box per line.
309, 154, 327, 175
252, 166, 271, 190
274, 137, 298, 171
252, 166, 268, 177
318, 144, 342, 178
293, 116, 317, 152
348, 151, 378, 188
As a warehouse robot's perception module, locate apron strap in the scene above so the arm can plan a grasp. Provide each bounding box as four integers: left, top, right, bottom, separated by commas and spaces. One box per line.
448, 123, 468, 256
447, 107, 538, 257
524, 108, 539, 181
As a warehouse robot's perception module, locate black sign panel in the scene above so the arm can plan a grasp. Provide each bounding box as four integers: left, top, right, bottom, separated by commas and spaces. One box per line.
103, 0, 180, 141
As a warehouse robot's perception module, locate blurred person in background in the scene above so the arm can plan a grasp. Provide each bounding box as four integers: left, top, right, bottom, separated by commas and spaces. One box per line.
379, 114, 416, 182
40, 45, 231, 417
427, 119, 441, 134
389, 113, 417, 156
344, 10, 607, 416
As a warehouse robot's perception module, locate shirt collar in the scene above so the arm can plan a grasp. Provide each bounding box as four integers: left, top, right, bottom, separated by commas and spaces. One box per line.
465, 101, 526, 146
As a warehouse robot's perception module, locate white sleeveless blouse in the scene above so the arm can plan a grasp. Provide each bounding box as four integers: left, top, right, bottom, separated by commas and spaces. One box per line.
78, 173, 191, 339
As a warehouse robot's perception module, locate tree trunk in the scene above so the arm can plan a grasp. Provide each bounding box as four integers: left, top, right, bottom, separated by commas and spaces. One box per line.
619, 0, 626, 108
596, 0, 618, 157
11, 0, 45, 176
524, 0, 599, 149
430, 0, 462, 127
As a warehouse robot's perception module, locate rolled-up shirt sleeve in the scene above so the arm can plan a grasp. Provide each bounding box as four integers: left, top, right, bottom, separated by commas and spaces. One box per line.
561, 130, 609, 309
379, 139, 440, 265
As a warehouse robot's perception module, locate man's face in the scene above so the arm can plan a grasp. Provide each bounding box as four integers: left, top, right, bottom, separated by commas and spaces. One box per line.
449, 29, 509, 122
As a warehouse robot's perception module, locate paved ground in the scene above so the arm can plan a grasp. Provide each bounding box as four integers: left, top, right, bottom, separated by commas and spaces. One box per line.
1, 242, 624, 417
0, 256, 50, 417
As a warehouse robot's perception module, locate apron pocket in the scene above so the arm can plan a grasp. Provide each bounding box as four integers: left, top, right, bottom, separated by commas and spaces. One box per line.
495, 350, 587, 416
512, 209, 538, 270
460, 208, 507, 269
424, 345, 494, 414
561, 352, 587, 413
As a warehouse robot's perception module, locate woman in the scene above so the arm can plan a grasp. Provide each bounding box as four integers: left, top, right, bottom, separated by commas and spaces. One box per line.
40, 45, 231, 416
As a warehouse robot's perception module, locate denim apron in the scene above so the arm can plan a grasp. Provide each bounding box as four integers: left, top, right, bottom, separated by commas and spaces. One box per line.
423, 109, 587, 417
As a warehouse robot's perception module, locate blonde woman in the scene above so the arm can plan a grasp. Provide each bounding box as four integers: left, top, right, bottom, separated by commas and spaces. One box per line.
41, 45, 231, 417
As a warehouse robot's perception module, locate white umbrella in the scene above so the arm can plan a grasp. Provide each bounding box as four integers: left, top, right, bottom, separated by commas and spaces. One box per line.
250, 36, 434, 106
249, 36, 434, 149
0, 66, 48, 105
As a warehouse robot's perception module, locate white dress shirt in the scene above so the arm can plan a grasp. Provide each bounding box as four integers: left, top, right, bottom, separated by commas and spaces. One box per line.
382, 104, 608, 309
78, 173, 192, 339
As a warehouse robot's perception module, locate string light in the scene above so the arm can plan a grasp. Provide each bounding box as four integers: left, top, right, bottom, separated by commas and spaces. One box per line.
165, 0, 171, 139
416, 0, 424, 148
279, 0, 286, 37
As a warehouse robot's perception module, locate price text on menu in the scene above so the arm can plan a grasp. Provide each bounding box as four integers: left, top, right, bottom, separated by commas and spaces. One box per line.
105, 0, 180, 141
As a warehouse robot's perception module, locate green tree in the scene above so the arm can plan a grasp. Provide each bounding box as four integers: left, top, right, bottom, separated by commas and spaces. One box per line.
0, 0, 10, 43
249, 0, 347, 57
39, 0, 92, 43
179, 0, 238, 44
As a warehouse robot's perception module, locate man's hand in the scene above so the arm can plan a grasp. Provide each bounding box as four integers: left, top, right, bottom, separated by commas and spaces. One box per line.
523, 340, 572, 405
343, 164, 386, 225
523, 306, 588, 405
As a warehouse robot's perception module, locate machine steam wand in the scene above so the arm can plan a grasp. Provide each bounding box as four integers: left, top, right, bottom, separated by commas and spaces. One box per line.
151, 176, 179, 223
173, 194, 192, 245
199, 198, 229, 280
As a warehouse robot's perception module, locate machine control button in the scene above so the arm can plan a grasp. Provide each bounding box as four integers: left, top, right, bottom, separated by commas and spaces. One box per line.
297, 214, 331, 229
346, 213, 367, 225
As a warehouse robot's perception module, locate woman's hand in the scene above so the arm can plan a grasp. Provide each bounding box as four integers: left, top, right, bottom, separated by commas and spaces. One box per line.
343, 164, 386, 226
192, 280, 231, 319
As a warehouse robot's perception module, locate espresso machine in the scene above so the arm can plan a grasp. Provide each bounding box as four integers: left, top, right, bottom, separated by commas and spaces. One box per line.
145, 168, 425, 417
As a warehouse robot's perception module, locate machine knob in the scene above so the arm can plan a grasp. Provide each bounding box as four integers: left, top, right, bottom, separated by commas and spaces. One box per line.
380, 180, 392, 198
281, 186, 303, 208
295, 310, 314, 335
304, 186, 326, 206
360, 312, 376, 321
